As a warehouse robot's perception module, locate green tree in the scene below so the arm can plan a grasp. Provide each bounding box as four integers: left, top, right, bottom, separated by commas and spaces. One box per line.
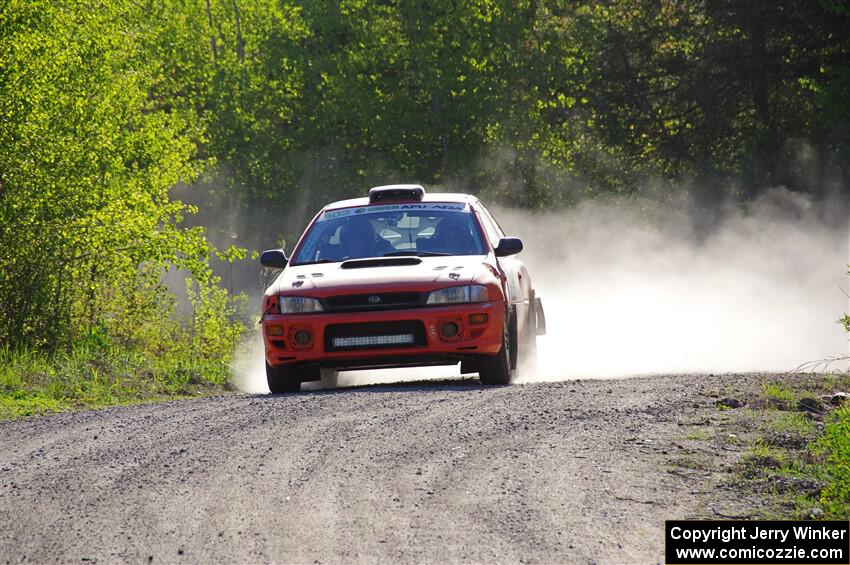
0, 0, 240, 355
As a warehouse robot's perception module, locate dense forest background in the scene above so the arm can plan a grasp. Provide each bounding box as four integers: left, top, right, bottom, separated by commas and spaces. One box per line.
2, 0, 849, 372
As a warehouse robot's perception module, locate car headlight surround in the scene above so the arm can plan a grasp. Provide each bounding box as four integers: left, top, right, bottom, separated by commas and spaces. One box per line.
278, 296, 324, 314
426, 284, 489, 305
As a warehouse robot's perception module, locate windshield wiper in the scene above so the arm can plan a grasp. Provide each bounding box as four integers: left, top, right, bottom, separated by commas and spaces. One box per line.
383, 251, 451, 257
290, 258, 339, 266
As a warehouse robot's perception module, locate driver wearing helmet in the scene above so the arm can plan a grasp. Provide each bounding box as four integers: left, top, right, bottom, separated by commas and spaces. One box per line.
431, 215, 478, 254
339, 219, 392, 259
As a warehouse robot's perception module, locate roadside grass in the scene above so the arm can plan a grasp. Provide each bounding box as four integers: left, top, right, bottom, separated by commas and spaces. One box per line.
812, 405, 850, 517
763, 382, 797, 403
741, 440, 789, 472
735, 376, 850, 519
684, 427, 712, 441
0, 343, 232, 420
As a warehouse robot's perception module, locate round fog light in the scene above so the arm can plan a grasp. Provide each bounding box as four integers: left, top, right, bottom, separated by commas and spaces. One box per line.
440, 322, 459, 338
294, 329, 312, 345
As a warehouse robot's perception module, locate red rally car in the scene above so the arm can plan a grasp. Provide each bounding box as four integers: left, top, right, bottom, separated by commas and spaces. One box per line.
260, 184, 546, 393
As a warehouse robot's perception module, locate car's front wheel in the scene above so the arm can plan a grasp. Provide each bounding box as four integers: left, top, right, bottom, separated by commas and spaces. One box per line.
266, 362, 301, 394
478, 322, 513, 385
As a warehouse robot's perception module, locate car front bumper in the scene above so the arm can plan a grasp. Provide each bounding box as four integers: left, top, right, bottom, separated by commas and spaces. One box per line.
262, 302, 505, 369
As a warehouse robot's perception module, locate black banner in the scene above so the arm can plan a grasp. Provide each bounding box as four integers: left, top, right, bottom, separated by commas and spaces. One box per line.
666, 520, 849, 564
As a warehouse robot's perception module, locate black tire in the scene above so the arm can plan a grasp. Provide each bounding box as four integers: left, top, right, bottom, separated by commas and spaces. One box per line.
478, 321, 513, 385
508, 308, 519, 371
266, 362, 301, 394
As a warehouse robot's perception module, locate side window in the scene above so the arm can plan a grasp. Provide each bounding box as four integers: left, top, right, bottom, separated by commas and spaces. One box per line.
474, 204, 503, 247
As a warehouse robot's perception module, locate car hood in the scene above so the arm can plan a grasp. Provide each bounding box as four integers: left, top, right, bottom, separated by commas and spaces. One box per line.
268, 255, 490, 296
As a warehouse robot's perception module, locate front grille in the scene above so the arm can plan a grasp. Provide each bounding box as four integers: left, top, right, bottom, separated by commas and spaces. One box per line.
322, 292, 426, 313
324, 320, 427, 352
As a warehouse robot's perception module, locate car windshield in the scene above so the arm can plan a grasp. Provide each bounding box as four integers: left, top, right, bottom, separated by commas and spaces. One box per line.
291, 204, 487, 265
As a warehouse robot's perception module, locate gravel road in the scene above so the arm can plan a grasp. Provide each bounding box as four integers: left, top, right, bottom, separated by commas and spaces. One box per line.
0, 374, 775, 563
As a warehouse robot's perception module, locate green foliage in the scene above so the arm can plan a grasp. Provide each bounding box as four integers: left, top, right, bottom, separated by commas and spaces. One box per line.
169, 0, 850, 208
734, 377, 850, 519
184, 274, 248, 361
0, 340, 232, 420
813, 405, 850, 517
0, 0, 246, 364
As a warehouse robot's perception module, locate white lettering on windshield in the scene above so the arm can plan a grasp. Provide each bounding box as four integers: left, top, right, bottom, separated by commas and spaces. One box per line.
317, 203, 466, 222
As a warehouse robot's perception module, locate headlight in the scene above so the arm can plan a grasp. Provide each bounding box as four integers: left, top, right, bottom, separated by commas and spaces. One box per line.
279, 296, 324, 313
426, 284, 489, 305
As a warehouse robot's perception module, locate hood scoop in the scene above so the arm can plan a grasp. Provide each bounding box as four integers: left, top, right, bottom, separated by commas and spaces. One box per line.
340, 257, 422, 269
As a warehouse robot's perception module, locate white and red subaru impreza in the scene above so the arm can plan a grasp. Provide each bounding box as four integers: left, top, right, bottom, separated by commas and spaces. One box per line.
260, 184, 545, 393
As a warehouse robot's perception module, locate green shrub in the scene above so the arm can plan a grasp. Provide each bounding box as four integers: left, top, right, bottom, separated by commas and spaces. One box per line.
814, 405, 850, 517
0, 339, 235, 420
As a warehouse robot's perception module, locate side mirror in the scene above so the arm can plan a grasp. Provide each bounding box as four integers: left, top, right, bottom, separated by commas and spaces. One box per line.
260, 248, 288, 269
495, 237, 523, 257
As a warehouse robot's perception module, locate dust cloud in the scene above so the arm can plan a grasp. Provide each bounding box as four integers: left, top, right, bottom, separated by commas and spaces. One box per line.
229, 187, 849, 393
502, 188, 850, 381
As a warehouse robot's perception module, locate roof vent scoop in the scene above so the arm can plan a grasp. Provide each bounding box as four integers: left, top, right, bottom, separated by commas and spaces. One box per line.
368, 184, 425, 203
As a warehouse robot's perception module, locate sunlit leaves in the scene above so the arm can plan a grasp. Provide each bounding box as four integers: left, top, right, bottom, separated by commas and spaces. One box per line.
0, 0, 229, 351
